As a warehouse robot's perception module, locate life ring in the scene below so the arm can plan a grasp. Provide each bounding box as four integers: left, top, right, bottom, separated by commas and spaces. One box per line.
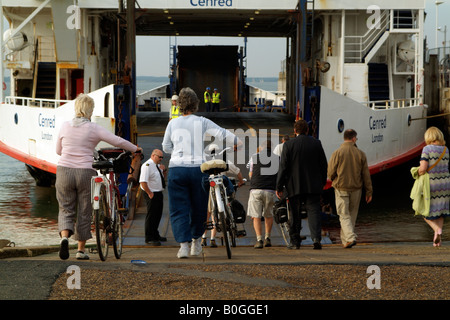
2, 82, 6, 91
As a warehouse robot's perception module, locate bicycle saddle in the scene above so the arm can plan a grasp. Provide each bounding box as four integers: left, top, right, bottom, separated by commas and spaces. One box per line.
200, 159, 228, 174
92, 160, 114, 170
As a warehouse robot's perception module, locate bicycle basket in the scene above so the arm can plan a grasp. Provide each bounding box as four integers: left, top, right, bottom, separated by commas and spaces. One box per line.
273, 199, 288, 224
113, 156, 130, 173
98, 148, 130, 173
230, 199, 246, 223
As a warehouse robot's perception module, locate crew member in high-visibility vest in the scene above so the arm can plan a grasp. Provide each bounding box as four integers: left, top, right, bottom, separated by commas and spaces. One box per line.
169, 95, 180, 120
212, 88, 221, 112
204, 87, 211, 112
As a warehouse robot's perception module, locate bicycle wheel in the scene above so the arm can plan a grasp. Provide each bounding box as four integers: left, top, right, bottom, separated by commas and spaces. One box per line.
279, 222, 290, 246
279, 199, 291, 246
123, 182, 134, 218
218, 210, 232, 259
225, 205, 237, 247
112, 194, 123, 259
94, 185, 110, 261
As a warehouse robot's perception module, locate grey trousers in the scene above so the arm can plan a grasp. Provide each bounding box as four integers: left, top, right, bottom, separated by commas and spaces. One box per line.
56, 166, 96, 241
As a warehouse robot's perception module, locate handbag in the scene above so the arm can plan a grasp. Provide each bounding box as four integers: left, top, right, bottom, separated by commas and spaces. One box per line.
427, 147, 446, 172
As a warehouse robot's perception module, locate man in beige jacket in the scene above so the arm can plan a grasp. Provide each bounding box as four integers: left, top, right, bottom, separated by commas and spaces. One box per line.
328, 129, 373, 248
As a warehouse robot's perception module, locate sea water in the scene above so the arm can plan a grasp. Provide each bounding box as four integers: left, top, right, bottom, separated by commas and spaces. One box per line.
0, 152, 60, 246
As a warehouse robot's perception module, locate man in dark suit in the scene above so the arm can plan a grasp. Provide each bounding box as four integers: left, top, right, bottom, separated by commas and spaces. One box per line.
276, 119, 328, 250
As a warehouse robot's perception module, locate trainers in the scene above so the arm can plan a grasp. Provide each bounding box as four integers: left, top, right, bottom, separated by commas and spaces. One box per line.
190, 238, 203, 256
254, 240, 263, 249
264, 238, 272, 247
177, 243, 189, 259
210, 239, 217, 248
201, 238, 207, 246
59, 237, 69, 260
76, 251, 89, 260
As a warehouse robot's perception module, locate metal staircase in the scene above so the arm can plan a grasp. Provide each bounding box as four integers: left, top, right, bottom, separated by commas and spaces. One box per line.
368, 63, 389, 102
344, 10, 390, 63
344, 10, 415, 63
35, 62, 56, 99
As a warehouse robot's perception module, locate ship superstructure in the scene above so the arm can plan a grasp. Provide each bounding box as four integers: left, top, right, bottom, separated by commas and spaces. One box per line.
0, 1, 428, 185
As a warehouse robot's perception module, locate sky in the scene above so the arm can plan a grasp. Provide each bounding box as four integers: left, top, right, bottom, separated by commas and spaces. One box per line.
136, 0, 450, 78
1, 1, 448, 78
424, 0, 450, 48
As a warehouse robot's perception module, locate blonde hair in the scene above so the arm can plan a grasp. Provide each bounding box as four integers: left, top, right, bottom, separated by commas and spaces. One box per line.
424, 126, 446, 146
74, 93, 95, 119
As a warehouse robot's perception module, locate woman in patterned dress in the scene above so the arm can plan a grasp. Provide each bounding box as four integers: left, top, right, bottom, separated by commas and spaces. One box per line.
418, 127, 450, 246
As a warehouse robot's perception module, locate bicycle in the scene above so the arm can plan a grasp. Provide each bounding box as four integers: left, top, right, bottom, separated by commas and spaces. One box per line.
273, 196, 291, 246
200, 153, 243, 259
91, 147, 141, 261
273, 196, 307, 246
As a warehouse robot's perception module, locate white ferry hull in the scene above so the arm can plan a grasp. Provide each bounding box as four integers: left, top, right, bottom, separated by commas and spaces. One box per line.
318, 86, 426, 187
0, 1, 430, 187
0, 84, 428, 185
0, 85, 118, 179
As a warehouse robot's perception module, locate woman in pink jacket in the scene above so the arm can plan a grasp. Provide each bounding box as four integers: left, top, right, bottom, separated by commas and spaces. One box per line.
56, 94, 142, 260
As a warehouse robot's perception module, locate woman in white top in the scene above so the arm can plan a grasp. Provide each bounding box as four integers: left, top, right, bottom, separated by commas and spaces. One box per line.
162, 87, 240, 258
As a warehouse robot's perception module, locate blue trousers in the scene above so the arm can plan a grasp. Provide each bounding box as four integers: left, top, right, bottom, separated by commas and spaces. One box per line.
168, 166, 209, 243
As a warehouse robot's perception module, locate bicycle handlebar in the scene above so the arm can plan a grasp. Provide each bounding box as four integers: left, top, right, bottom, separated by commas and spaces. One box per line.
210, 146, 232, 158
134, 149, 144, 160
226, 177, 246, 189
95, 148, 139, 162
116, 150, 132, 162
218, 147, 232, 156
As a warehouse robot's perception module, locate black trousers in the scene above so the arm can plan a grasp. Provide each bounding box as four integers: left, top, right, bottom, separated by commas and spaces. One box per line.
288, 193, 322, 245
144, 191, 164, 242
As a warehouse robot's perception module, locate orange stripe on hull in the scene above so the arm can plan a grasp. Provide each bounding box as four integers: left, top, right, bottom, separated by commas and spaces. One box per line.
0, 141, 57, 174
324, 141, 425, 190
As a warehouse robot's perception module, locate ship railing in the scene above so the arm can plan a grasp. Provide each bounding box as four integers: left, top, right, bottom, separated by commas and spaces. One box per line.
362, 98, 421, 110
344, 10, 390, 63
5, 96, 71, 108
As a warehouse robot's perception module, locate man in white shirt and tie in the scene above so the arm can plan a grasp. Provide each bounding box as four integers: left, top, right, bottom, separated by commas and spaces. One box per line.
139, 149, 167, 246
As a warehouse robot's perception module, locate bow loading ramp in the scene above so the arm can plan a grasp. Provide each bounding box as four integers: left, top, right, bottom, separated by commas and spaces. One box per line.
0, 0, 311, 188
125, 0, 309, 115
1, 0, 311, 115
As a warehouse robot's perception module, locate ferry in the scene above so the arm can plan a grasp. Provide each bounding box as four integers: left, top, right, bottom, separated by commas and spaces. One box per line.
0, 0, 428, 187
